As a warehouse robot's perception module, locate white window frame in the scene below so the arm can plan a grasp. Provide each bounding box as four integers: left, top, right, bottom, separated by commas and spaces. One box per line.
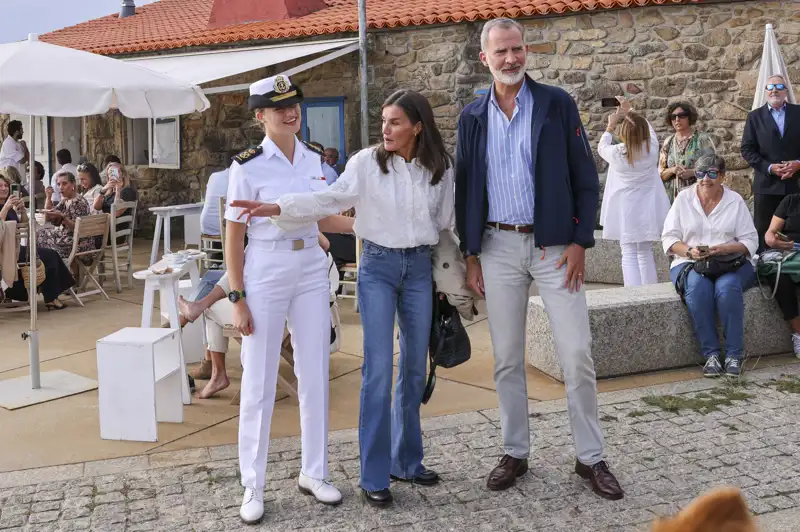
148, 116, 181, 169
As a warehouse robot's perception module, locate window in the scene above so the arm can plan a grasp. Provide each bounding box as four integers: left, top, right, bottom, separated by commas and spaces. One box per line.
125, 116, 181, 169
150, 117, 180, 169
301, 98, 345, 165
126, 118, 149, 165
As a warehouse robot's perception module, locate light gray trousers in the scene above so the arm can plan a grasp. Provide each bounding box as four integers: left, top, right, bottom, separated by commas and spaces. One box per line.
480, 228, 604, 465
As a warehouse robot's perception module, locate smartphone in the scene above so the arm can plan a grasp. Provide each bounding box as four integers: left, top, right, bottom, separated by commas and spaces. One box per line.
107, 166, 120, 182
777, 231, 790, 241
601, 97, 620, 108
9, 183, 20, 198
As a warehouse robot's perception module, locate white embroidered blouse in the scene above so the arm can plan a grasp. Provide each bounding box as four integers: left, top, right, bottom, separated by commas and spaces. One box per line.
274, 147, 455, 249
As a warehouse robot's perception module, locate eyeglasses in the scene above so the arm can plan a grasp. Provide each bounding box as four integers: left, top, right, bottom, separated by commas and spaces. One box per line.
766, 83, 787, 91
671, 112, 690, 121
695, 169, 720, 180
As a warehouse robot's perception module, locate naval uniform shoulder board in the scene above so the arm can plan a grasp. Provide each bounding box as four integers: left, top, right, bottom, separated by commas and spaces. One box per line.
233, 146, 263, 165
301, 140, 324, 156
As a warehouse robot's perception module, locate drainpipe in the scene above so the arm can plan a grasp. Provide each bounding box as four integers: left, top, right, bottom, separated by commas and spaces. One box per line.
358, 0, 368, 148
120, 0, 136, 18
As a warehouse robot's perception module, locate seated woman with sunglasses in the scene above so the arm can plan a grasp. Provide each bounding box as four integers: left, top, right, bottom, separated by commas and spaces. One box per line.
659, 101, 716, 203
661, 154, 757, 378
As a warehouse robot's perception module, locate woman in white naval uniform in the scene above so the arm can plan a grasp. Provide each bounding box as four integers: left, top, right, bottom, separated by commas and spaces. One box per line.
231, 90, 454, 508
225, 75, 351, 524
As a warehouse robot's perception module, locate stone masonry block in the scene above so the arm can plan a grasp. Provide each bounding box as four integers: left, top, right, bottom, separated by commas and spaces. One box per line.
584, 231, 671, 285
527, 282, 791, 380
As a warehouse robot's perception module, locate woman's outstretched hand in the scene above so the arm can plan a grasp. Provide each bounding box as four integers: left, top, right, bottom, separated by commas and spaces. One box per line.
228, 200, 281, 224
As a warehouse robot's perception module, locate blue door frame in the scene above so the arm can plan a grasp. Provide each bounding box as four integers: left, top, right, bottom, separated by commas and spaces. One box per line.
301, 97, 347, 164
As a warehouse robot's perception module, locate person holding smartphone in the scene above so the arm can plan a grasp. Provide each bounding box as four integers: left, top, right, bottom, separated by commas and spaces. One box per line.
763, 193, 800, 356
661, 154, 757, 377
598, 97, 670, 287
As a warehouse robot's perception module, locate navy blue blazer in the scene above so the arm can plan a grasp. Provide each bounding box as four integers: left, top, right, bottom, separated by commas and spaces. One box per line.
454, 76, 600, 255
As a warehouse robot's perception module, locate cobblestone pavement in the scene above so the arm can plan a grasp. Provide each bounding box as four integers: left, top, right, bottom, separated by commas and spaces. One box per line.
3, 364, 800, 531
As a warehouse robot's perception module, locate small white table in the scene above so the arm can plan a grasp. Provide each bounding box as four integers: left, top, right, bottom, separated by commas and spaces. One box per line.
133, 252, 205, 405
96, 327, 183, 442
149, 202, 204, 265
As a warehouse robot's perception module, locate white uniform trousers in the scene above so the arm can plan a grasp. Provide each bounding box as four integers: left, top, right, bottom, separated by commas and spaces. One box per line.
239, 240, 330, 490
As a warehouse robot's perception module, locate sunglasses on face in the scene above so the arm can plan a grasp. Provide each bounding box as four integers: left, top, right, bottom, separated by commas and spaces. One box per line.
696, 169, 720, 180
766, 83, 787, 91
671, 112, 689, 121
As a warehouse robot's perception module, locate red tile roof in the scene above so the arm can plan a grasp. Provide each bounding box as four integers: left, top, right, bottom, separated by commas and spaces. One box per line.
41, 0, 696, 56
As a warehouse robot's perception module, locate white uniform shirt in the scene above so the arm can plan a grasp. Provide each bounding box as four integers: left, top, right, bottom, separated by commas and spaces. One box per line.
225, 136, 326, 242
201, 168, 230, 235
50, 163, 77, 203
0, 136, 26, 176
598, 122, 670, 244
275, 147, 455, 248
661, 184, 758, 269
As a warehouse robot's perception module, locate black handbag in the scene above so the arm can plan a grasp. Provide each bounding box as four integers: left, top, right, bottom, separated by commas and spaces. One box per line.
693, 252, 746, 281
422, 288, 471, 404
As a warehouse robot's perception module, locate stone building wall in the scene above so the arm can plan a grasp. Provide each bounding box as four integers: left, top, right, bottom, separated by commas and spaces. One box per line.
368, 1, 800, 200
15, 0, 800, 234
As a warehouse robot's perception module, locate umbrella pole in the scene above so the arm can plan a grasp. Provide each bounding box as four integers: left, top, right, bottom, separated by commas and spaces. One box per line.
28, 115, 40, 390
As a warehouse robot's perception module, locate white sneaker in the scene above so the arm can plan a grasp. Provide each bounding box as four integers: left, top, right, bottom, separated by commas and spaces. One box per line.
239, 487, 264, 524
297, 472, 342, 505
792, 333, 800, 358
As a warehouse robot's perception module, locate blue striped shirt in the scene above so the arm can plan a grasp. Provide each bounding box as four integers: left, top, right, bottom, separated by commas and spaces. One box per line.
770, 103, 786, 137
486, 82, 535, 225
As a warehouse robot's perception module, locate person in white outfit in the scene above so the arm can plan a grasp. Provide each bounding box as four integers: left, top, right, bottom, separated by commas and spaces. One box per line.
224, 75, 353, 524
598, 98, 670, 287
230, 89, 455, 508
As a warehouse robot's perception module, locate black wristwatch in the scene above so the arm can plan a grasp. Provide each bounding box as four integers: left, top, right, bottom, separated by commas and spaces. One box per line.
685, 247, 694, 259
228, 289, 246, 303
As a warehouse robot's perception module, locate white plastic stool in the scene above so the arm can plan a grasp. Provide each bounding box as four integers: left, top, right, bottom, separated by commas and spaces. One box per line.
134, 257, 202, 406
96, 327, 184, 442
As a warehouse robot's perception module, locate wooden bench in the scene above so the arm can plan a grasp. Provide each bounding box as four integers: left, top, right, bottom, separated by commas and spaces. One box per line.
527, 282, 791, 380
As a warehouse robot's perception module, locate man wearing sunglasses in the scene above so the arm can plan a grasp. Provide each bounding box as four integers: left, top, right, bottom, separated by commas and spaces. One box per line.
741, 74, 800, 251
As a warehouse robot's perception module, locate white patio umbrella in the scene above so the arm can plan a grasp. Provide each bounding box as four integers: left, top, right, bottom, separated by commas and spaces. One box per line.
0, 34, 210, 408
752, 23, 797, 110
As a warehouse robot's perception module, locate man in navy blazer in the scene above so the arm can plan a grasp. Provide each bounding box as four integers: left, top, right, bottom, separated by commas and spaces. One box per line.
740, 74, 800, 251
454, 17, 622, 500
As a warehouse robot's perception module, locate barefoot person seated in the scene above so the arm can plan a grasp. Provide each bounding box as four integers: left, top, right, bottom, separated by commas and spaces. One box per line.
178, 232, 345, 400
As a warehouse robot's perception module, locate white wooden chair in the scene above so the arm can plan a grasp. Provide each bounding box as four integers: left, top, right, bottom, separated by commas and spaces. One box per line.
100, 201, 138, 293
65, 213, 110, 307
200, 196, 226, 271
338, 238, 361, 311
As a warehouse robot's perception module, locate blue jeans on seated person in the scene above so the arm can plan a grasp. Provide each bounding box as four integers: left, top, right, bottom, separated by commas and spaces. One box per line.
193, 269, 225, 301
356, 240, 432, 492
670, 262, 756, 360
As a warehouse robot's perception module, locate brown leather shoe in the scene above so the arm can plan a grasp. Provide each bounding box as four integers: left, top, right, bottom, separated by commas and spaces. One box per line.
486, 455, 528, 491
575, 460, 624, 500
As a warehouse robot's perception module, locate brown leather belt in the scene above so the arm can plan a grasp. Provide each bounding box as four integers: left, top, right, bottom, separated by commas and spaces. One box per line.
486, 222, 534, 234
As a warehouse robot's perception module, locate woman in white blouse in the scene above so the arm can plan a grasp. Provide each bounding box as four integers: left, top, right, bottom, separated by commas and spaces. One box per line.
661, 154, 757, 378
231, 89, 454, 507
76, 163, 104, 214
599, 99, 670, 286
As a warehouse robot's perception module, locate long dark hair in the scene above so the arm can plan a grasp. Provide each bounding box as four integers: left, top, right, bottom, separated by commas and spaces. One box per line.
375, 90, 453, 185
76, 162, 102, 189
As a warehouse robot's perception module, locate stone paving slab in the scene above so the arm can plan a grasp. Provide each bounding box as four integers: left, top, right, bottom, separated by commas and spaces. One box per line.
3, 365, 800, 531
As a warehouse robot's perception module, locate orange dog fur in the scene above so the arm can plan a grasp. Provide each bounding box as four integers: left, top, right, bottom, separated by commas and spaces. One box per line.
651, 487, 759, 532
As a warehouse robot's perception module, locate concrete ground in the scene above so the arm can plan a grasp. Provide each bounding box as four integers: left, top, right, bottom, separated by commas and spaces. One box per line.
2, 237, 799, 505
2, 365, 800, 531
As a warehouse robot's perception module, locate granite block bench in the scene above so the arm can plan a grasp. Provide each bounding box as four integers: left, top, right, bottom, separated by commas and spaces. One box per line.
584, 230, 671, 285
526, 282, 791, 381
